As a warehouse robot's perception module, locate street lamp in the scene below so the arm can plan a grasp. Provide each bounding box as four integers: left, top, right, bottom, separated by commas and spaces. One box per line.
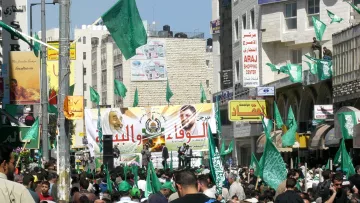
29, 0, 58, 47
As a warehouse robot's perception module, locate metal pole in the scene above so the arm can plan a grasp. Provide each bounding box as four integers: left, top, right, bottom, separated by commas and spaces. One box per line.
57, 0, 71, 201
30, 4, 34, 49
41, 0, 49, 162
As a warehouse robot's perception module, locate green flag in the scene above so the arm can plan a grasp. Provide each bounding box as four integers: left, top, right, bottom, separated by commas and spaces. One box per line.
286, 64, 303, 83
114, 79, 128, 98
0, 21, 39, 57
274, 103, 284, 129
90, 86, 100, 104
166, 80, 173, 103
334, 146, 341, 165
220, 140, 234, 156
282, 119, 297, 147
286, 106, 296, 128
215, 97, 222, 137
200, 83, 207, 103
95, 158, 102, 170
316, 60, 333, 80
131, 165, 139, 187
260, 119, 287, 190
266, 63, 288, 74
312, 16, 327, 41
105, 164, 113, 193
148, 161, 162, 193
347, 2, 360, 15
69, 84, 75, 96
326, 10, 343, 23
48, 104, 58, 115
33, 33, 41, 57
338, 139, 356, 178
207, 123, 226, 195
249, 153, 260, 177
22, 117, 39, 141
325, 159, 330, 170
133, 87, 139, 107
101, 0, 147, 60
338, 112, 358, 139
262, 117, 273, 135
145, 164, 154, 198
304, 61, 318, 75
124, 164, 129, 180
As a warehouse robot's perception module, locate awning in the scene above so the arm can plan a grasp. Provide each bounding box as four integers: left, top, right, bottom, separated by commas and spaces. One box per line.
324, 128, 340, 146
309, 124, 331, 150
256, 130, 292, 153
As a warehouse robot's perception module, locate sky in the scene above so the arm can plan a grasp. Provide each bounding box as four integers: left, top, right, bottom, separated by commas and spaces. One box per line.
30, 0, 212, 39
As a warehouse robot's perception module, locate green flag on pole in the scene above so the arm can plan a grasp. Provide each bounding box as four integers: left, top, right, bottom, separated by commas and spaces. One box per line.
33, 33, 41, 57
90, 86, 103, 151
90, 86, 100, 104
48, 104, 58, 115
304, 61, 318, 75
22, 117, 39, 141
131, 165, 139, 187
200, 83, 207, 103
336, 139, 356, 178
286, 106, 296, 128
114, 80, 128, 98
304, 55, 333, 80
312, 16, 327, 41
286, 64, 303, 83
166, 80, 173, 104
262, 117, 273, 135
274, 103, 284, 129
148, 161, 162, 193
282, 119, 297, 147
133, 87, 139, 107
266, 63, 288, 74
101, 0, 147, 60
105, 164, 113, 193
326, 10, 343, 23
220, 140, 234, 156
347, 2, 360, 15
338, 112, 358, 139
215, 97, 222, 138
69, 84, 75, 96
249, 153, 260, 177
145, 164, 153, 198
325, 159, 330, 170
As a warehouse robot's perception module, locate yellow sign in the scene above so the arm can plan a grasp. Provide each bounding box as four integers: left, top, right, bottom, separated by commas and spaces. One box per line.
64, 96, 84, 120
47, 60, 75, 91
47, 41, 76, 61
228, 100, 267, 121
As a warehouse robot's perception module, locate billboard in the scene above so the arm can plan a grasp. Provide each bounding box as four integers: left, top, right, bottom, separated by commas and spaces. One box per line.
242, 30, 260, 87
258, 0, 288, 5
9, 52, 40, 104
228, 100, 267, 121
314, 105, 333, 120
210, 19, 221, 34
64, 96, 84, 120
47, 60, 75, 91
47, 41, 76, 61
131, 39, 167, 81
85, 103, 216, 156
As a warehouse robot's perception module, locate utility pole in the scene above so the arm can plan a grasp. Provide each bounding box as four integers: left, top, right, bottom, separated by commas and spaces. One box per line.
41, 0, 49, 162
57, 0, 71, 201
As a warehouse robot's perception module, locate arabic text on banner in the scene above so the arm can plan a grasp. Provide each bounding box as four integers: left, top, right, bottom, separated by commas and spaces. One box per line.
242, 30, 260, 87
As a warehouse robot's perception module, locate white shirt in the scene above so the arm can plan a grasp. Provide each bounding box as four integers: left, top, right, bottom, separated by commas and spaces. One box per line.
137, 180, 147, 192
229, 181, 246, 200
117, 196, 138, 203
203, 188, 216, 198
0, 173, 35, 203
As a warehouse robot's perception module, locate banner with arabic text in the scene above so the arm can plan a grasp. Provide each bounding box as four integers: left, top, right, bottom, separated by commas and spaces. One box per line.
85, 103, 216, 156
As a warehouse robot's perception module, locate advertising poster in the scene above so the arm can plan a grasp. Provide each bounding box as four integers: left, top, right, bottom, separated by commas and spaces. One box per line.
9, 52, 40, 104
64, 96, 84, 120
47, 41, 76, 61
85, 103, 216, 156
131, 39, 167, 81
242, 30, 260, 87
47, 60, 75, 91
210, 19, 221, 34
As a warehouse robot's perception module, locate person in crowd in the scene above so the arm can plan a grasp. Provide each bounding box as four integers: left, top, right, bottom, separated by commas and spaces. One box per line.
198, 175, 216, 198
171, 170, 221, 203
314, 169, 332, 201
275, 169, 300, 199
349, 165, 360, 192
148, 181, 175, 203
324, 172, 348, 203
38, 181, 54, 201
118, 181, 138, 203
23, 174, 40, 203
184, 145, 193, 168
73, 178, 97, 203
47, 172, 57, 194
137, 172, 147, 192
249, 168, 258, 186
228, 172, 246, 201
312, 37, 321, 58
178, 143, 186, 168
0, 145, 35, 202
141, 144, 151, 169
323, 47, 332, 60
274, 178, 303, 203
161, 143, 169, 168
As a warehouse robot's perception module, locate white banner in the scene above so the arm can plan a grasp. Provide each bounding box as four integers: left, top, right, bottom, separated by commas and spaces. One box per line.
242, 29, 259, 87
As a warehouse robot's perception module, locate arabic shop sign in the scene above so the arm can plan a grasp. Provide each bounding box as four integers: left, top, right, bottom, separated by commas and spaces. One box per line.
228, 100, 267, 122
0, 126, 40, 149
242, 30, 259, 87
314, 105, 333, 120
47, 41, 76, 61
213, 89, 233, 105
85, 103, 217, 156
64, 96, 84, 120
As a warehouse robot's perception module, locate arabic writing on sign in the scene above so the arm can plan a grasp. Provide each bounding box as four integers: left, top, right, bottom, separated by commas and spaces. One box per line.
95, 124, 142, 145
170, 122, 208, 143
231, 105, 265, 116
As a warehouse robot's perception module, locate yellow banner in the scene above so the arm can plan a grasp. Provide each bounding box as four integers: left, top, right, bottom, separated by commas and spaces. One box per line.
64, 96, 84, 120
47, 60, 75, 91
9, 52, 40, 104
47, 41, 76, 61
228, 100, 267, 121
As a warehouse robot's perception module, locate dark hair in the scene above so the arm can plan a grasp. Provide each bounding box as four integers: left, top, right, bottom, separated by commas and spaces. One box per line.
42, 181, 50, 187
197, 175, 208, 187
332, 172, 343, 183
0, 145, 13, 164
47, 172, 58, 181
79, 195, 90, 203
287, 169, 299, 178
322, 169, 331, 180
80, 178, 89, 190
180, 105, 196, 114
355, 165, 360, 172
174, 170, 197, 188
285, 178, 297, 188
70, 187, 79, 196
23, 174, 34, 186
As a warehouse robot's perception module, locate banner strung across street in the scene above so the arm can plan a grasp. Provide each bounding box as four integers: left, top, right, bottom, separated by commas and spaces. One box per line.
85, 103, 216, 156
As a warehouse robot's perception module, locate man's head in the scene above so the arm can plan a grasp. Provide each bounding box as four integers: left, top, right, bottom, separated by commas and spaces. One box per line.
160, 182, 176, 197
313, 37, 317, 42
48, 172, 58, 183
287, 169, 300, 180
0, 145, 15, 181
285, 178, 297, 190
228, 173, 237, 184
41, 181, 51, 194
183, 143, 186, 147
80, 178, 90, 190
186, 145, 190, 149
332, 172, 343, 192
174, 170, 198, 197
197, 175, 209, 192
249, 168, 254, 175
23, 174, 35, 189
162, 143, 166, 148
179, 105, 197, 131
108, 111, 123, 131
322, 169, 331, 180
355, 165, 360, 174
323, 47, 327, 51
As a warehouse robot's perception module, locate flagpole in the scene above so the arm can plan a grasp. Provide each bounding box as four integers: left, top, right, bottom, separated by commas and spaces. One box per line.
15, 142, 29, 168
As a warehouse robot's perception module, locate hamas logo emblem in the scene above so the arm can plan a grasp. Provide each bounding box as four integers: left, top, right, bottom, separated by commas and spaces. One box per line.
143, 118, 164, 136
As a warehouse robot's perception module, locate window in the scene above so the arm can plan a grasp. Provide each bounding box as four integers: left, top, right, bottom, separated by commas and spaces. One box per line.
235, 60, 240, 81
83, 67, 86, 75
83, 84, 87, 91
285, 2, 297, 30
206, 60, 210, 68
250, 9, 255, 29
291, 49, 302, 64
83, 36, 86, 44
242, 14, 247, 29
206, 80, 209, 88
78, 37, 81, 42
234, 19, 239, 41
83, 52, 86, 60
307, 0, 320, 27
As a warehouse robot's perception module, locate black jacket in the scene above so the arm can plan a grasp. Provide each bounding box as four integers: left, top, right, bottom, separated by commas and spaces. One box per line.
275, 190, 303, 203
162, 146, 169, 159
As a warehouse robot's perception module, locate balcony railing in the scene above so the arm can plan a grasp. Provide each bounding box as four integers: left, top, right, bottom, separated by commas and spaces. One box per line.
147, 30, 204, 39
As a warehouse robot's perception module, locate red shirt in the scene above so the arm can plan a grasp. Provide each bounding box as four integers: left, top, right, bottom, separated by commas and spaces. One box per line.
38, 193, 54, 201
